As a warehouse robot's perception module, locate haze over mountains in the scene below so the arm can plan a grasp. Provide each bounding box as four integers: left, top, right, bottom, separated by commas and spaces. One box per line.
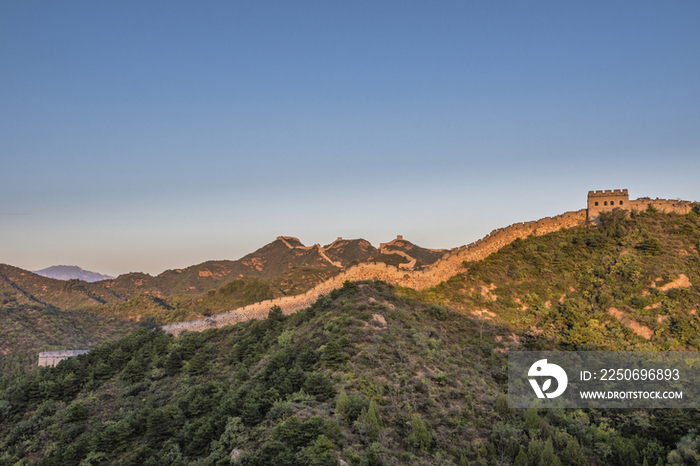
32, 265, 114, 283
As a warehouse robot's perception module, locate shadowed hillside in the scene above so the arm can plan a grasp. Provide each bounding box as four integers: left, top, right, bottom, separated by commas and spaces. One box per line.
2, 281, 699, 465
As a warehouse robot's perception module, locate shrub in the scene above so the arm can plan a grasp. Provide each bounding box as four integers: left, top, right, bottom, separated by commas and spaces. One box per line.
407, 413, 431, 451
425, 305, 448, 321
304, 372, 335, 401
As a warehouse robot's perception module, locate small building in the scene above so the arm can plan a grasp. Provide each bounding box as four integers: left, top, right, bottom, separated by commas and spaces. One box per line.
38, 350, 89, 367
587, 189, 629, 220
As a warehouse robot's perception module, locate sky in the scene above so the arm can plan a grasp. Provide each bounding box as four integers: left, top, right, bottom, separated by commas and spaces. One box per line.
2, 1, 699, 277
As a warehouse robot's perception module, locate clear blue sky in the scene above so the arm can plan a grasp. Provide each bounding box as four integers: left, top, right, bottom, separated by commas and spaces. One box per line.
2, 1, 699, 277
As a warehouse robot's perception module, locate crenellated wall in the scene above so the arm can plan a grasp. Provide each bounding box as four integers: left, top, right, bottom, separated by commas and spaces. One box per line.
587, 189, 695, 221
628, 198, 695, 216
277, 236, 342, 267
163, 208, 588, 335
587, 189, 629, 219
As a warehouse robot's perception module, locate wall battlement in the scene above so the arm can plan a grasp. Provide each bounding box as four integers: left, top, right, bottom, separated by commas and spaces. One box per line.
588, 189, 628, 197
162, 191, 697, 336
587, 189, 630, 220
587, 189, 696, 221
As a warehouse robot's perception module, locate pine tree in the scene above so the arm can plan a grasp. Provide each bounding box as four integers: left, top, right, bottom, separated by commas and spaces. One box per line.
525, 408, 541, 431
538, 438, 562, 466
408, 413, 431, 451
336, 388, 350, 420
495, 393, 514, 419
364, 442, 385, 466
321, 339, 347, 368
354, 403, 382, 441
367, 400, 383, 428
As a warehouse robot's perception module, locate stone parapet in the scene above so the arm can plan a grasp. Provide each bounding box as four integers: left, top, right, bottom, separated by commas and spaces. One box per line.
628, 199, 695, 215
587, 189, 697, 222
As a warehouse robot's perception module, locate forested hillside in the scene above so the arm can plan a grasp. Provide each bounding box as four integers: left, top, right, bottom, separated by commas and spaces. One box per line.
413, 206, 700, 351
0, 305, 138, 377
2, 280, 700, 465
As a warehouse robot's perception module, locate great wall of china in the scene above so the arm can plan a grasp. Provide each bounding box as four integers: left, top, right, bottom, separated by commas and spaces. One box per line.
29, 192, 698, 365
162, 192, 698, 336
163, 208, 588, 335
277, 236, 343, 268
28, 191, 695, 366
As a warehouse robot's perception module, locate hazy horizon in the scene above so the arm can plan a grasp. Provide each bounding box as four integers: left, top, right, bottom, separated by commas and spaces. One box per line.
3, 1, 699, 277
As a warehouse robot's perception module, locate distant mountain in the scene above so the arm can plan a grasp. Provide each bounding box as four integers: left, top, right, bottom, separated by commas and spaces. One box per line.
32, 265, 114, 282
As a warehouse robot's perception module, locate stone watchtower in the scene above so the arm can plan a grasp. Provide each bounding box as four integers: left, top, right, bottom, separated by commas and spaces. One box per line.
587, 189, 629, 221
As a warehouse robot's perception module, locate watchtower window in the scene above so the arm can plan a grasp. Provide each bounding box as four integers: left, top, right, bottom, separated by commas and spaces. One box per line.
604, 201, 608, 206
620, 201, 624, 205
595, 201, 599, 206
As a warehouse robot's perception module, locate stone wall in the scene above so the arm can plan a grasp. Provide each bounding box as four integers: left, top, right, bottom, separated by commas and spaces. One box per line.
278, 236, 342, 267
587, 189, 696, 221
38, 350, 89, 367
628, 198, 695, 216
163, 208, 587, 336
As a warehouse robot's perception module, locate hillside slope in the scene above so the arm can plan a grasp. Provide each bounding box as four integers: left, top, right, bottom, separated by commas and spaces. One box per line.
0, 304, 138, 377
0, 235, 436, 365
1, 281, 697, 466
416, 206, 700, 351
0, 236, 411, 316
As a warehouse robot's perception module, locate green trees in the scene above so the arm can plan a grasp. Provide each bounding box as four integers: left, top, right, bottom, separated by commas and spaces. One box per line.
65, 401, 88, 422
5, 274, 700, 465
321, 339, 348, 368
354, 400, 383, 442
407, 413, 431, 451
121, 353, 147, 382
146, 405, 184, 443
637, 237, 663, 256
298, 435, 339, 466
336, 388, 370, 424
667, 433, 700, 466
335, 388, 350, 419
304, 372, 335, 401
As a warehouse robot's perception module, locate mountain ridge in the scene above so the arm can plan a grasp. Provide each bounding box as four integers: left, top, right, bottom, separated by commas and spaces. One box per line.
0, 235, 449, 325
163, 209, 588, 335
